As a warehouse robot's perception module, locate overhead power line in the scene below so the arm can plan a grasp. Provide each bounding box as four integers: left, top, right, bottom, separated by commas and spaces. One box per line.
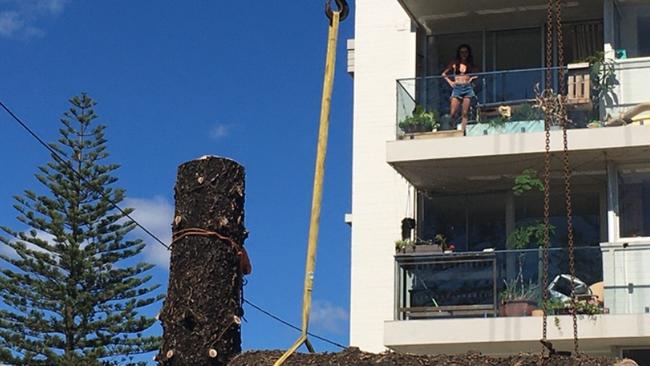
243, 299, 346, 349
0, 100, 171, 250
1, 100, 347, 351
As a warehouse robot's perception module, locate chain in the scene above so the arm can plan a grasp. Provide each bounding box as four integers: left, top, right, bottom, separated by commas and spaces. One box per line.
541, 0, 555, 349
555, 0, 579, 354
540, 0, 579, 356
556, 0, 566, 101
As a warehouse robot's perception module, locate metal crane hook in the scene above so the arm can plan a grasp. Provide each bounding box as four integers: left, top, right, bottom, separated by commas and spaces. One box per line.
325, 0, 349, 23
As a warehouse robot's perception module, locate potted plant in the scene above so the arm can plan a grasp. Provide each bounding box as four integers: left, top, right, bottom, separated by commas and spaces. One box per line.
512, 168, 544, 196
584, 52, 618, 120
502, 169, 556, 317
543, 298, 606, 316
500, 279, 539, 317
398, 105, 439, 134
395, 239, 415, 253
575, 299, 605, 315
587, 119, 603, 128
508, 169, 555, 252
412, 235, 443, 253
542, 298, 571, 316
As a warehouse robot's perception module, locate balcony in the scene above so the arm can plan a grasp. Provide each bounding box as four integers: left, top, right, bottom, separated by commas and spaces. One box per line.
388, 60, 650, 194
396, 66, 594, 141
395, 246, 603, 321
387, 245, 650, 355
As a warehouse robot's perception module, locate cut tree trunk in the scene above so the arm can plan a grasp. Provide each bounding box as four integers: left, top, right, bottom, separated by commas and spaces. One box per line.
158, 156, 247, 366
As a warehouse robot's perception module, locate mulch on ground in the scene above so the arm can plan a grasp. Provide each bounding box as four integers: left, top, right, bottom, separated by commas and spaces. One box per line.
228, 348, 627, 366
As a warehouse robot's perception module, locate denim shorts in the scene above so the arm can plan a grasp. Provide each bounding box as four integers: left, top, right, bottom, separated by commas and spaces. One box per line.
451, 83, 475, 99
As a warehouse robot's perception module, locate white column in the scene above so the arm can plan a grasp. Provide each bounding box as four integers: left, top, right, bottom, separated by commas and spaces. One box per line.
606, 161, 619, 243
350, 0, 417, 352
599, 187, 608, 242
603, 0, 617, 59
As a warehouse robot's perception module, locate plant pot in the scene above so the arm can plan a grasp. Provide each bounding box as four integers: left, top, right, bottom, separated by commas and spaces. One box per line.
549, 307, 571, 316
413, 244, 442, 253
500, 300, 537, 317
531, 309, 545, 317
402, 125, 432, 134
395, 246, 415, 254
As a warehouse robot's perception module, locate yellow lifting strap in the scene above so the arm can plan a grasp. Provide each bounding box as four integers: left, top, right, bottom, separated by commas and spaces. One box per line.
273, 1, 348, 365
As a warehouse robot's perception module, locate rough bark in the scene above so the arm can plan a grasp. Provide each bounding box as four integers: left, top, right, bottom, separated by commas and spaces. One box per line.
158, 156, 246, 366
228, 348, 634, 366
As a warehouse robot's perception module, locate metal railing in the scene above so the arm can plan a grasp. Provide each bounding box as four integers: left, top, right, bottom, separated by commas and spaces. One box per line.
396, 66, 595, 138
394, 246, 603, 320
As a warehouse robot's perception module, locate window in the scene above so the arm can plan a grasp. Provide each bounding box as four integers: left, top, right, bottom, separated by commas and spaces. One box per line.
487, 28, 542, 71
619, 168, 650, 238
617, 2, 650, 58
431, 28, 541, 74
621, 348, 650, 365
563, 21, 604, 63
639, 17, 650, 56
515, 188, 602, 246
420, 193, 506, 252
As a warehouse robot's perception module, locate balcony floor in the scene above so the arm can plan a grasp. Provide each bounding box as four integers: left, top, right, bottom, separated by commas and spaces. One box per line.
385, 313, 650, 356
386, 125, 650, 193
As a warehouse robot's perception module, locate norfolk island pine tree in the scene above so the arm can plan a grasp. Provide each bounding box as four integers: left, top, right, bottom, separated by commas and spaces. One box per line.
0, 94, 163, 365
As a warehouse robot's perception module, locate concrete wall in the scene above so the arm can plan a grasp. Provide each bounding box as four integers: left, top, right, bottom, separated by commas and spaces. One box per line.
601, 242, 650, 315
350, 0, 650, 355
349, 0, 416, 352
387, 125, 650, 165
385, 313, 650, 355
606, 57, 650, 119
604, 1, 650, 119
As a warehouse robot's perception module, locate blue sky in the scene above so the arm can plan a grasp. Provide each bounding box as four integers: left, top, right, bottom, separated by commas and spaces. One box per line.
0, 0, 354, 361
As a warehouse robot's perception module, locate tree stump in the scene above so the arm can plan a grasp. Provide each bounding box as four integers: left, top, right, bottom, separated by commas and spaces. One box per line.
158, 156, 247, 366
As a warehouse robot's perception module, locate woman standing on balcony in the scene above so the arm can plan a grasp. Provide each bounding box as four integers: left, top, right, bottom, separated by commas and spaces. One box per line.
442, 44, 480, 133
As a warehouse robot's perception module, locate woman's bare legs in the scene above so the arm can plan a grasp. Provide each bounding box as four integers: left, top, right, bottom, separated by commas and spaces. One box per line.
450, 97, 461, 129
461, 97, 471, 132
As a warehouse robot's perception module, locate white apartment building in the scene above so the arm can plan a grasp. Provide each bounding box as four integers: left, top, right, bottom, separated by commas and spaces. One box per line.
349, 0, 650, 362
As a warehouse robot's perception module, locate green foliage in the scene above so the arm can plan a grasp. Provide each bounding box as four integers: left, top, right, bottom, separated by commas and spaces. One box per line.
395, 239, 413, 251
485, 116, 507, 129
0, 94, 162, 365
512, 169, 544, 196
543, 298, 567, 313
500, 279, 539, 302
587, 120, 603, 128
543, 299, 604, 316
585, 52, 618, 118
506, 221, 554, 250
511, 104, 544, 122
399, 105, 439, 133
433, 234, 446, 247
575, 301, 604, 315
509, 169, 554, 249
